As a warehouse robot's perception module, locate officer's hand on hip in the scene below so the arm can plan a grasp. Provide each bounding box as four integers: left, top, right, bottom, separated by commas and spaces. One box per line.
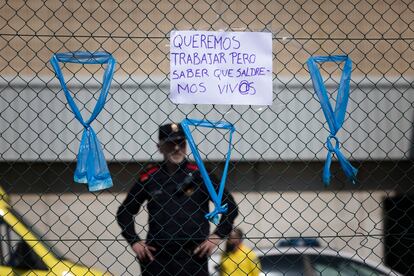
194, 234, 221, 257
132, 241, 156, 262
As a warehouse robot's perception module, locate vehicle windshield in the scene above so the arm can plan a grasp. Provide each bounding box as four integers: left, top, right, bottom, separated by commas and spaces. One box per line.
9, 208, 66, 260
259, 254, 305, 276
259, 253, 387, 276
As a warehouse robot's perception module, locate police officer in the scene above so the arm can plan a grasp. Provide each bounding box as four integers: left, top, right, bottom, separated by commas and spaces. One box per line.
117, 123, 238, 276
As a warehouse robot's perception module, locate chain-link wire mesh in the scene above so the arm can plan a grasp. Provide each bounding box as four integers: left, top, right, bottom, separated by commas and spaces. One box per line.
1, 0, 414, 275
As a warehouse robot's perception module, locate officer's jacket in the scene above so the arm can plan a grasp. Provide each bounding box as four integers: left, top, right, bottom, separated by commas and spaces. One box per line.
117, 160, 238, 246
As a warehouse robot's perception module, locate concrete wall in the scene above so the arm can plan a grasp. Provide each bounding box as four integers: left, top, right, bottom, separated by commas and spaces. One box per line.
10, 190, 393, 275
1, 77, 413, 162
1, 0, 413, 76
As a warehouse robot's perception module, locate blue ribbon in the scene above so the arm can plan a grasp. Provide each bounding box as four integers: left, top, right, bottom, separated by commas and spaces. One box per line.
50, 52, 116, 191
181, 119, 235, 224
307, 55, 358, 185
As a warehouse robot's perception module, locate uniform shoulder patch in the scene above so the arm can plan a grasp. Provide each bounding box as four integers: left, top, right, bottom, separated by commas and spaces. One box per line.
186, 163, 199, 171
139, 165, 160, 182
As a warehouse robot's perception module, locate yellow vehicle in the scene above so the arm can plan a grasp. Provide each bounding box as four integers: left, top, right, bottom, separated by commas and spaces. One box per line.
0, 187, 108, 275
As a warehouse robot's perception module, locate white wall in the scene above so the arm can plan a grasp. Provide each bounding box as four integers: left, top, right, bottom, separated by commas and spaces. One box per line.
9, 190, 393, 275
1, 76, 413, 162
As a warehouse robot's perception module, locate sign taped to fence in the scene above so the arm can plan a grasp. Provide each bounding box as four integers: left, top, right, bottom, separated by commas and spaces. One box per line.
170, 30, 273, 105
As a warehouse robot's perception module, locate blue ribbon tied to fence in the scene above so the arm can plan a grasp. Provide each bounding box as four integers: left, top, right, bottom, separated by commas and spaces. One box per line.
50, 52, 116, 192
181, 119, 235, 224
307, 55, 358, 185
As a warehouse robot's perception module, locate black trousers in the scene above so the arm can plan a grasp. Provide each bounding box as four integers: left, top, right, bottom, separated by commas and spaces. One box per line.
139, 242, 209, 276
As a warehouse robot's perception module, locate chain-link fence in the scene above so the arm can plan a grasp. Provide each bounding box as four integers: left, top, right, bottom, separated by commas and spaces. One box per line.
1, 0, 414, 275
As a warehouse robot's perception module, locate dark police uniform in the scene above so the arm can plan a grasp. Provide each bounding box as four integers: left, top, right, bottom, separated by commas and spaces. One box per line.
116, 123, 238, 276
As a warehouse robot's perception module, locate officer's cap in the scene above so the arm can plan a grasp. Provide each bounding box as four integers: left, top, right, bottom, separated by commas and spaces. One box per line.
159, 123, 186, 142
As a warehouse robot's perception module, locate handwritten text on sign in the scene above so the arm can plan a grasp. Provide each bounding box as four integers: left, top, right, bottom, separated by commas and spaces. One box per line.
170, 31, 273, 105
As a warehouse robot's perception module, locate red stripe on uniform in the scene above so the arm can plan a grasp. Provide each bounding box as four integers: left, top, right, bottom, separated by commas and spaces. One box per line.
139, 166, 159, 182
186, 163, 199, 171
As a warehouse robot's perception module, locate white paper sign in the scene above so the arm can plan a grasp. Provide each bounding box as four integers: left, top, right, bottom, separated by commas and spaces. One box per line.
170, 30, 273, 105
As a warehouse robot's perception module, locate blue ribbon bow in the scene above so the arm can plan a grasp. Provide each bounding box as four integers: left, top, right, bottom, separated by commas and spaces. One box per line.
307, 55, 358, 185
50, 52, 116, 191
181, 119, 235, 224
